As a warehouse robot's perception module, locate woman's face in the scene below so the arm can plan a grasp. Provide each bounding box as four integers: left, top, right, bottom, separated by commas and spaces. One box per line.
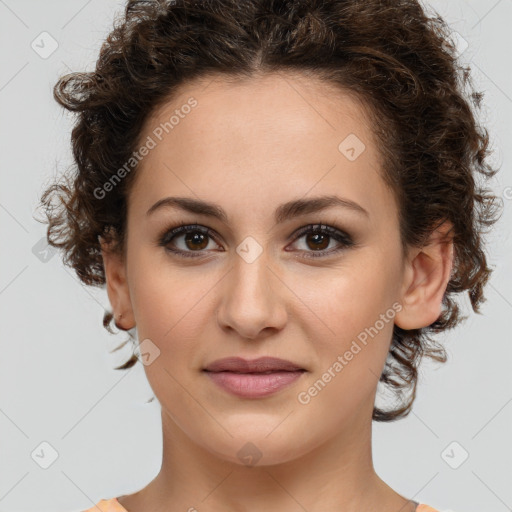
104, 72, 413, 465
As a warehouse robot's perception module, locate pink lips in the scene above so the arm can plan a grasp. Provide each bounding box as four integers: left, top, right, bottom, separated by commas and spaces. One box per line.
203, 356, 306, 398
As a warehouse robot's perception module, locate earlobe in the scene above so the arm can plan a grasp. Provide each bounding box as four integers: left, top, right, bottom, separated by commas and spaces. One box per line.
99, 236, 136, 330
394, 221, 454, 331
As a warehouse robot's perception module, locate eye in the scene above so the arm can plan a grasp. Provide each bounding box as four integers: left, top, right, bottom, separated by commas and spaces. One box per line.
286, 223, 355, 259
158, 222, 355, 259
158, 223, 221, 258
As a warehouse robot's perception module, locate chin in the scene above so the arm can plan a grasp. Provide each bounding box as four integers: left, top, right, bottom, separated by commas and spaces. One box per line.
191, 417, 315, 468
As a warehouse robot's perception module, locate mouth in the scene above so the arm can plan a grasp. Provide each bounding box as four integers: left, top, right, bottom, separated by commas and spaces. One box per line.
203, 357, 306, 398
203, 356, 306, 373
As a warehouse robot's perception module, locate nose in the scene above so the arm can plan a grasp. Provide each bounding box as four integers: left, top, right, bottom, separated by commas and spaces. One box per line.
216, 249, 288, 340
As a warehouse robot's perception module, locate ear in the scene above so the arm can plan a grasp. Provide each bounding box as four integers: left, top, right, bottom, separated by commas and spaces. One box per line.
99, 235, 136, 330
394, 220, 454, 330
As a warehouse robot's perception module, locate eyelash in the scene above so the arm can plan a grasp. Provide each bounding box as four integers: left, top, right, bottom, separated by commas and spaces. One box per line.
157, 222, 356, 260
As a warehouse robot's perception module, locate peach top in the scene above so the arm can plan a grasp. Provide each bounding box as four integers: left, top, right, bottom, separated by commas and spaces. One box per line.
81, 497, 442, 511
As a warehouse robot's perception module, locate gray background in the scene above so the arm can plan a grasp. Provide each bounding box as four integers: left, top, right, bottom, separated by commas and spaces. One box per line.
0, 1, 511, 511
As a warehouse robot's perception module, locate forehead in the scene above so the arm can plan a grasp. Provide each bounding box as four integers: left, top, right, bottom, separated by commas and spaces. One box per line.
128, 72, 393, 226
141, 71, 378, 151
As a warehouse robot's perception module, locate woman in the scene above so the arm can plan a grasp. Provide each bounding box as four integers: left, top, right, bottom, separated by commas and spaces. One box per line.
39, 0, 501, 510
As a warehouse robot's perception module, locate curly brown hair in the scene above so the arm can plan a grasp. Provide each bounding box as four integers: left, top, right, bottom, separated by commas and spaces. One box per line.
37, 0, 502, 421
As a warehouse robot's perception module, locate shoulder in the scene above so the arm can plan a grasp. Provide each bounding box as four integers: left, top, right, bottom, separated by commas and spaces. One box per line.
81, 498, 127, 512
416, 505, 442, 512
79, 498, 446, 512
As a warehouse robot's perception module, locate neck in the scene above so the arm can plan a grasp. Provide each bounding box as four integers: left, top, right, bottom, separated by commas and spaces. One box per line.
119, 406, 415, 512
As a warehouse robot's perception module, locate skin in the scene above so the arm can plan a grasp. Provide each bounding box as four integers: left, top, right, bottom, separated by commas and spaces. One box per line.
101, 71, 454, 512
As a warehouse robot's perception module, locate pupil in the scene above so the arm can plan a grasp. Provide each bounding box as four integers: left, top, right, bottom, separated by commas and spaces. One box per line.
185, 232, 208, 250
308, 233, 328, 250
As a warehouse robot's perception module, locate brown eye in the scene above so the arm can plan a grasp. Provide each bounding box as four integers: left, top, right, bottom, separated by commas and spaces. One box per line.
287, 224, 355, 259
159, 223, 220, 258
182, 231, 209, 251
304, 232, 330, 251
158, 222, 355, 260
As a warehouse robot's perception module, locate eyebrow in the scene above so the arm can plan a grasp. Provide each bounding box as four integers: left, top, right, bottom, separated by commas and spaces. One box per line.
146, 195, 369, 223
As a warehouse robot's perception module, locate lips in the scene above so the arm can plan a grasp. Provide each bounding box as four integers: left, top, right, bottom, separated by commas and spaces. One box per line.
203, 356, 305, 373
203, 357, 306, 398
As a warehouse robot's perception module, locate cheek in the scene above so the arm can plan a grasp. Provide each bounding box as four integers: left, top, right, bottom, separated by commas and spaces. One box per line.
290, 272, 397, 447
128, 248, 207, 336
127, 267, 208, 407
295, 257, 397, 343
291, 260, 399, 412
127, 253, 221, 382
